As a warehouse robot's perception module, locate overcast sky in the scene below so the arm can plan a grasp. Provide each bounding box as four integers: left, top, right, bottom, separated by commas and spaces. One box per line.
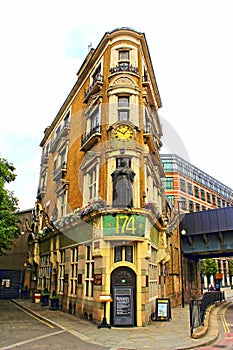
1, 0, 232, 210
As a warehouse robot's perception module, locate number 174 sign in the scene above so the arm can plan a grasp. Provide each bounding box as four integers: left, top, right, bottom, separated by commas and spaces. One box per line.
103, 214, 145, 237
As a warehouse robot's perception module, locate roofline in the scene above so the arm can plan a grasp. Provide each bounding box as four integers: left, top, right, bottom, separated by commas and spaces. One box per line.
40, 27, 162, 146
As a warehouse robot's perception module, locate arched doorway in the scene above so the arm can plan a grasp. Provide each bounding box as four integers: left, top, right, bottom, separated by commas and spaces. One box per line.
111, 266, 136, 326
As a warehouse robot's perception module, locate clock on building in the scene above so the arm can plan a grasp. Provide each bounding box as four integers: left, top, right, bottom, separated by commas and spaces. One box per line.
114, 124, 134, 140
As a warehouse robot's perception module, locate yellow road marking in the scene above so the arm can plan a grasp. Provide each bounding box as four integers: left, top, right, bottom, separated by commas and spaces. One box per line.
220, 304, 230, 333
14, 304, 55, 329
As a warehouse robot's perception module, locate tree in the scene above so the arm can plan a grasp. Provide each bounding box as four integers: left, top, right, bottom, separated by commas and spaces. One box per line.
0, 157, 20, 255
200, 258, 218, 286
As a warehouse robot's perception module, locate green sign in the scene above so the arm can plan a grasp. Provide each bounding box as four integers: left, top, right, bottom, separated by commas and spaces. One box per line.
103, 214, 146, 237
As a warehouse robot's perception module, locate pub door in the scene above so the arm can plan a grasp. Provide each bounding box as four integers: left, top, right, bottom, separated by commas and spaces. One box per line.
111, 267, 136, 326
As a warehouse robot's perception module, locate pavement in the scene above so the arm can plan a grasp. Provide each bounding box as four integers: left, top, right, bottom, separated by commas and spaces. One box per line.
12, 288, 233, 350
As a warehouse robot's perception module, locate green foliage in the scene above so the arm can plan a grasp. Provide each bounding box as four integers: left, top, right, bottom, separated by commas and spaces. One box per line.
41, 287, 49, 296
200, 258, 218, 277
228, 260, 233, 276
0, 157, 20, 255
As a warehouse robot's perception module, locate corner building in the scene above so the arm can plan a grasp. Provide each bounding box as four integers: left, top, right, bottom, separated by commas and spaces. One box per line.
33, 28, 181, 326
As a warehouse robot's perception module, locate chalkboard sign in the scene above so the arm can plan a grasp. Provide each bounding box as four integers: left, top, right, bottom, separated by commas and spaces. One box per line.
116, 295, 131, 316
155, 298, 171, 321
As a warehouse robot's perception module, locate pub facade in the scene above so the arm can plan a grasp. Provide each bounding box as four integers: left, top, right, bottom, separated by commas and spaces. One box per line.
29, 28, 183, 326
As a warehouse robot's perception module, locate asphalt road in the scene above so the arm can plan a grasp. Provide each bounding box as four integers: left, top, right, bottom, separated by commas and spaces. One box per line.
0, 300, 108, 350
197, 291, 233, 350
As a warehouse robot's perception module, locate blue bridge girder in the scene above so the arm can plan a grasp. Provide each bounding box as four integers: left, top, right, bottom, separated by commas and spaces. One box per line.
179, 206, 233, 259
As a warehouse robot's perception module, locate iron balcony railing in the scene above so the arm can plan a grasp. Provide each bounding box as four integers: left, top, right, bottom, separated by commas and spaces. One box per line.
110, 64, 138, 75
84, 74, 103, 100
81, 125, 102, 147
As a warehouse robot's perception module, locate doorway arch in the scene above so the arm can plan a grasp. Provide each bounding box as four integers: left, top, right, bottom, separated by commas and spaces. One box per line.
111, 266, 136, 326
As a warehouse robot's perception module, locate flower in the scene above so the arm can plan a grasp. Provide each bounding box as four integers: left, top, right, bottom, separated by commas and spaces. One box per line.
55, 198, 105, 228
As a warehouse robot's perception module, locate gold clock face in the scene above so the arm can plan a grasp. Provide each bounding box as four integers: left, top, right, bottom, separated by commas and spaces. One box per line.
114, 125, 134, 140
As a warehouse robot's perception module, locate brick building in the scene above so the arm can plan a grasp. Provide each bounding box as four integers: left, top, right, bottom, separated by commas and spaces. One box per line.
29, 28, 183, 326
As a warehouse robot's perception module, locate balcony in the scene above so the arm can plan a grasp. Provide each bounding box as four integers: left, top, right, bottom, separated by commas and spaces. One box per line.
53, 162, 67, 182
143, 126, 162, 159
37, 185, 46, 199
50, 122, 70, 153
110, 64, 139, 75
142, 72, 149, 85
84, 74, 103, 103
40, 152, 49, 165
80, 125, 102, 151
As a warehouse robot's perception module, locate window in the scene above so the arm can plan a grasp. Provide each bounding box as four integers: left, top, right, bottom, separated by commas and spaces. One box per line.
180, 178, 186, 192
85, 246, 94, 297
167, 195, 174, 206
88, 167, 97, 200
162, 160, 173, 172
162, 177, 174, 190
194, 186, 199, 198
196, 203, 200, 212
119, 50, 130, 61
149, 246, 158, 300
201, 189, 205, 201
188, 183, 192, 196
207, 192, 211, 204
118, 96, 129, 121
89, 106, 100, 133
118, 50, 130, 69
189, 200, 194, 212
144, 107, 151, 133
57, 190, 67, 217
114, 245, 133, 263
70, 247, 78, 295
181, 197, 187, 211
80, 151, 100, 206
38, 255, 50, 291
58, 251, 65, 293
212, 195, 216, 206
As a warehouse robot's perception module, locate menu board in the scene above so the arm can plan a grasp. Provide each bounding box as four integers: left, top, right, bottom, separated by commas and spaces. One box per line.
113, 287, 134, 326
116, 295, 131, 316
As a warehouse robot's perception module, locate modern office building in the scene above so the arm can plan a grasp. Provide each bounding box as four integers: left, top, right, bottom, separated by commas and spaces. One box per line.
160, 154, 233, 212
28, 28, 184, 326
161, 153, 233, 289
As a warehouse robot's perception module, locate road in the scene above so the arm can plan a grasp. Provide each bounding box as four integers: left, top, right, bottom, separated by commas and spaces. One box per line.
198, 291, 233, 350
0, 300, 108, 350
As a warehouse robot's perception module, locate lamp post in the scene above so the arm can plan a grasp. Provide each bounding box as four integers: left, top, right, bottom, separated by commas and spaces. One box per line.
180, 229, 186, 308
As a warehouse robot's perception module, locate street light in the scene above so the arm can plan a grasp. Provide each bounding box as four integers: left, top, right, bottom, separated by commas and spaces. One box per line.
180, 228, 186, 308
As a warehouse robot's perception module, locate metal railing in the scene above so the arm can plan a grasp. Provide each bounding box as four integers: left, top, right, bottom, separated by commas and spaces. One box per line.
189, 291, 225, 336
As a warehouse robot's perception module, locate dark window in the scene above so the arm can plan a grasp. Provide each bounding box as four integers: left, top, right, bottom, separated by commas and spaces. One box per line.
180, 178, 186, 192
188, 183, 192, 195
114, 246, 122, 262
201, 189, 205, 201
194, 186, 199, 198
189, 201, 194, 212
196, 203, 200, 211
125, 246, 133, 263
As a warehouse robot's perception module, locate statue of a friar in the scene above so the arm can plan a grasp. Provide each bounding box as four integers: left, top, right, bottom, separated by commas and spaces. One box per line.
111, 159, 136, 208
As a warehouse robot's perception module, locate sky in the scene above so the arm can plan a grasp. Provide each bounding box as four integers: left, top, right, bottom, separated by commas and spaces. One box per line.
0, 0, 232, 210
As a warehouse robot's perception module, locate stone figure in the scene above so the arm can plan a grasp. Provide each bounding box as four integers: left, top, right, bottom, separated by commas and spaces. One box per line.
111, 159, 136, 208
